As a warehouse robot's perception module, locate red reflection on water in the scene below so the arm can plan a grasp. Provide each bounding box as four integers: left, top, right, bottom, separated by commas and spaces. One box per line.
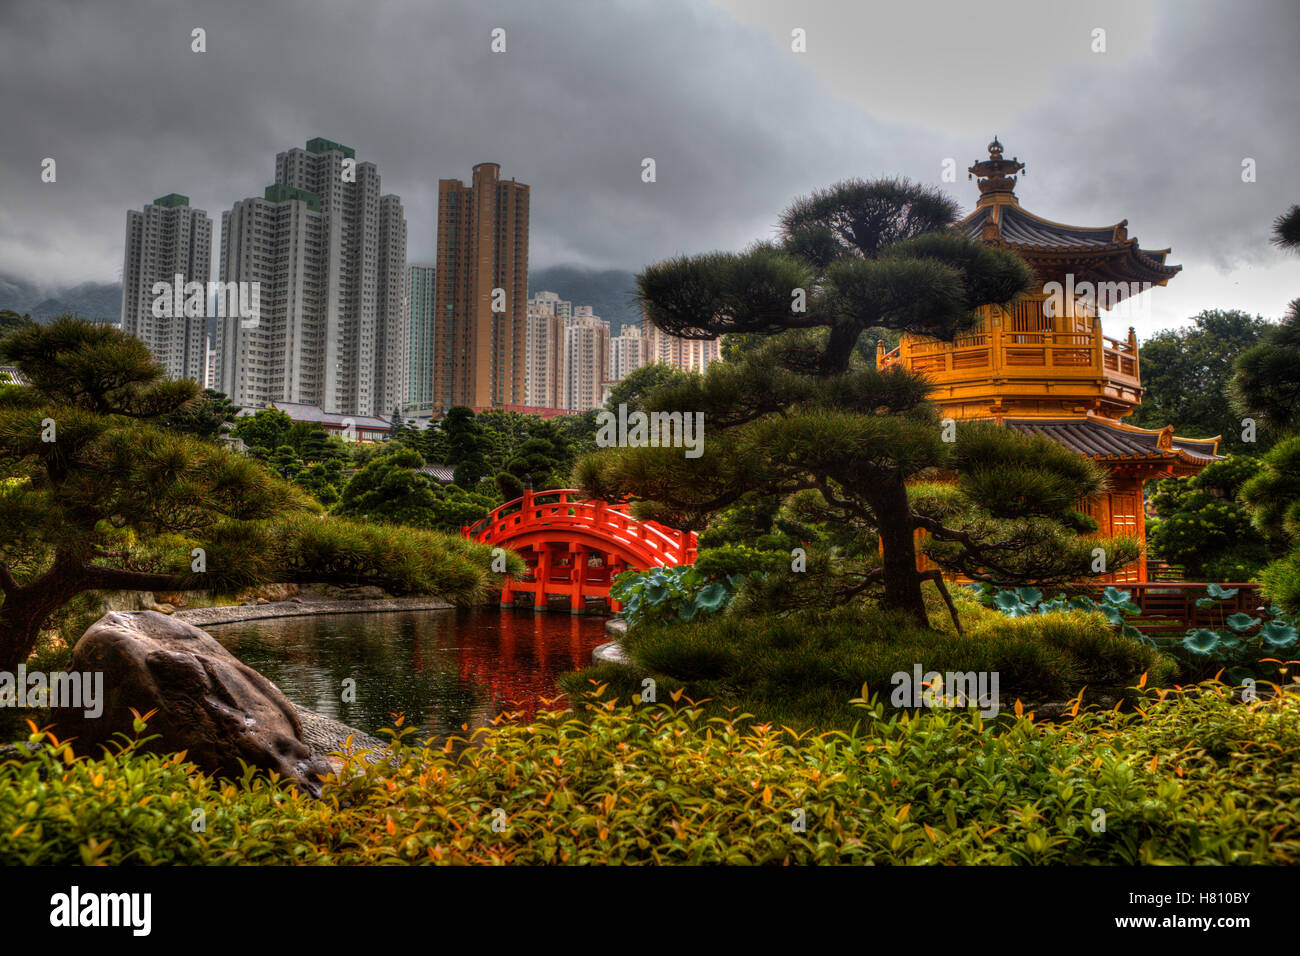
453, 610, 607, 719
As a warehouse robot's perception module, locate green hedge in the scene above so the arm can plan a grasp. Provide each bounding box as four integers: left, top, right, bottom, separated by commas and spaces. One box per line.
3, 684, 1297, 864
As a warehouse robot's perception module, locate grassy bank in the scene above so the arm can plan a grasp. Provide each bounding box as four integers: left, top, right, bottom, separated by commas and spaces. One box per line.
562, 592, 1174, 730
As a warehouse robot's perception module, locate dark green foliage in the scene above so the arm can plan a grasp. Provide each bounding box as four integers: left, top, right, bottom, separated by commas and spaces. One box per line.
1242, 438, 1300, 548
1147, 455, 1271, 581
692, 542, 790, 579
1229, 206, 1300, 437
0, 309, 34, 341
1, 317, 195, 418
1240, 435, 1300, 613
335, 446, 441, 526
1228, 208, 1300, 613
390, 405, 592, 501
160, 388, 238, 442
233, 407, 291, 451
471, 409, 534, 468
558, 407, 601, 460
778, 177, 960, 265
232, 408, 351, 505
1274, 204, 1300, 251
1259, 552, 1300, 618
495, 419, 574, 499
263, 513, 522, 600
389, 406, 412, 442
687, 501, 836, 612
334, 446, 497, 533
1128, 310, 1274, 453
443, 406, 491, 488
1232, 303, 1300, 437
602, 363, 686, 416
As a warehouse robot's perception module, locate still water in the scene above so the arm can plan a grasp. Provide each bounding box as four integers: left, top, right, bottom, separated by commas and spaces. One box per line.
208, 607, 609, 740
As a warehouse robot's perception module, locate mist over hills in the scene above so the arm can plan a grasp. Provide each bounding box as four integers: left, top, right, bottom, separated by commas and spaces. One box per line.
0, 265, 642, 333
0, 276, 121, 322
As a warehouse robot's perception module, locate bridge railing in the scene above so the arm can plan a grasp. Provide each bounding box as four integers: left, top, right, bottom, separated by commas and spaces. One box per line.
462, 489, 697, 566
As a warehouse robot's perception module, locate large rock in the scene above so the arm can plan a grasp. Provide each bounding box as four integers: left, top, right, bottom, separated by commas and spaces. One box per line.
54, 611, 335, 795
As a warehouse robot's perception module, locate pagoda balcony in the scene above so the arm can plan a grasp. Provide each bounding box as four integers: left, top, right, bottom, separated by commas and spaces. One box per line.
875, 299, 1142, 418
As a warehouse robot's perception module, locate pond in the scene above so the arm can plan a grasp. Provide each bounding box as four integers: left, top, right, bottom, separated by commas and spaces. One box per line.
208, 607, 609, 740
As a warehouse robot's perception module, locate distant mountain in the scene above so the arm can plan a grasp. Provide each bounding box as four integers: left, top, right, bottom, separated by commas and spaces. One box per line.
0, 264, 643, 332
0, 275, 120, 323
528, 266, 641, 334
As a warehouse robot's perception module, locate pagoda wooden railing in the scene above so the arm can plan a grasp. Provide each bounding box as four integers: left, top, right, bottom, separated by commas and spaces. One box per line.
876, 300, 1140, 401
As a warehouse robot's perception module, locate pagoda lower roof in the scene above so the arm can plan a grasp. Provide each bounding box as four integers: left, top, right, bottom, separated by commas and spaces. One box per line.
960, 203, 1181, 288
1004, 417, 1219, 465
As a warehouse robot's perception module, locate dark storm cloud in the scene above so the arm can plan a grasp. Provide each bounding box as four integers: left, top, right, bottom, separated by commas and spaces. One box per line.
1011, 0, 1300, 272
0, 0, 1295, 332
0, 0, 935, 286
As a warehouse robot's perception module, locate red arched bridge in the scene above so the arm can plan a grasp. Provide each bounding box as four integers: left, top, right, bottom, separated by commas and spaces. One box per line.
461, 488, 698, 612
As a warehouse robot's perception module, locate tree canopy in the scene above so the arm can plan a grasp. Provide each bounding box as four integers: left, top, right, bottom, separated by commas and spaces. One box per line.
1232, 203, 1300, 611
1129, 310, 1275, 453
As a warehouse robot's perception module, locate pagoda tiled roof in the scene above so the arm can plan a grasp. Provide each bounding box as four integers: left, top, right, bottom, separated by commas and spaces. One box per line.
960, 204, 1181, 286
1004, 417, 1219, 464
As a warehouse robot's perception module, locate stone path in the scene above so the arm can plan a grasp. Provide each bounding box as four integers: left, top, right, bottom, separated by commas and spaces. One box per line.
174, 596, 454, 627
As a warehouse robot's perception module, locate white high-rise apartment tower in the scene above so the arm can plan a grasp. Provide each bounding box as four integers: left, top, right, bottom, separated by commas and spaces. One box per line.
216, 138, 407, 418
562, 306, 609, 411
120, 194, 212, 383
609, 324, 648, 382
524, 291, 566, 409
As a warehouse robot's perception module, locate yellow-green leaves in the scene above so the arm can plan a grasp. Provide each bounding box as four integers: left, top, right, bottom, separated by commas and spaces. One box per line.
1, 681, 1298, 865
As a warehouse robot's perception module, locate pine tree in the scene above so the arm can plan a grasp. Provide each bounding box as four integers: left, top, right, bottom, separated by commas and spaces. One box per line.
444, 406, 490, 488
576, 179, 1137, 630
0, 318, 504, 669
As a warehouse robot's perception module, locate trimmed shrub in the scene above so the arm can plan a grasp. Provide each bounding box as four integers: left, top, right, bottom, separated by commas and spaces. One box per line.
566, 597, 1172, 730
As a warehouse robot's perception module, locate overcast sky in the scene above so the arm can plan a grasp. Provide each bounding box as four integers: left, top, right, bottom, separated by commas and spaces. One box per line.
1, 0, 1296, 338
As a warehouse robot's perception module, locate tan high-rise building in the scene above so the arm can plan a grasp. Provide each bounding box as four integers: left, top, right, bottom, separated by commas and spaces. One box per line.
434, 163, 529, 409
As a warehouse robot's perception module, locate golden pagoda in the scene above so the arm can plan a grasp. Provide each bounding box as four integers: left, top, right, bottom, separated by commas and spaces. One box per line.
877, 138, 1220, 582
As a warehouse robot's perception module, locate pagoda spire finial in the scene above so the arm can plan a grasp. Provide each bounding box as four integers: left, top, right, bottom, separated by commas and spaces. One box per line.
969, 136, 1025, 204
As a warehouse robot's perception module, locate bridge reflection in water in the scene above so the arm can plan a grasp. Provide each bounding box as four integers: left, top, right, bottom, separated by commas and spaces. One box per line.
210, 607, 608, 741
